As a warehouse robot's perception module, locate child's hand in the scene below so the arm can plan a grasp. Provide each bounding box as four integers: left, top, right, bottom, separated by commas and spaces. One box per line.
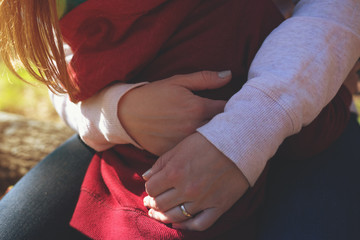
117, 71, 231, 156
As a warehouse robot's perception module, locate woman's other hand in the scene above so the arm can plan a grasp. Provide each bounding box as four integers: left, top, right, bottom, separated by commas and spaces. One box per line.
118, 71, 231, 155
143, 132, 250, 231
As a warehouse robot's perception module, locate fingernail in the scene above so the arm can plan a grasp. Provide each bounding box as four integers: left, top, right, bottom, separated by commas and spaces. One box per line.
218, 70, 231, 78
142, 168, 152, 180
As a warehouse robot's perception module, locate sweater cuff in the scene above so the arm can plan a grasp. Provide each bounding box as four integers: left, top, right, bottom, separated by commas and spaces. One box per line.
80, 82, 148, 151
197, 85, 294, 186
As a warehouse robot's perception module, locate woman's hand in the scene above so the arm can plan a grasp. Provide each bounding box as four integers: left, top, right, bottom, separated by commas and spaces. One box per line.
142, 132, 250, 231
117, 71, 231, 155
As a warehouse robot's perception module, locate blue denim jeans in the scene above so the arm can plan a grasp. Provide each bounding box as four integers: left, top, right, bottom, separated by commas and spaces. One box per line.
0, 116, 359, 240
0, 135, 94, 240
258, 113, 360, 240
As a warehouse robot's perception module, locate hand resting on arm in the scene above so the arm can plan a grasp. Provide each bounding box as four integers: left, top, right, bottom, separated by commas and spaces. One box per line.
117, 71, 231, 156
51, 70, 231, 155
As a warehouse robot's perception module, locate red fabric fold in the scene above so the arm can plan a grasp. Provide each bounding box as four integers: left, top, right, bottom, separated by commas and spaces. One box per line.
71, 145, 268, 239
60, 0, 202, 102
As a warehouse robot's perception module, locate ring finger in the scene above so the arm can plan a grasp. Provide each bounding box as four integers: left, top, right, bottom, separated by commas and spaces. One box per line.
148, 202, 198, 224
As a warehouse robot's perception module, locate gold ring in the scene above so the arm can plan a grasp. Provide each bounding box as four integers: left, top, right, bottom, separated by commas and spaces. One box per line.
180, 204, 192, 218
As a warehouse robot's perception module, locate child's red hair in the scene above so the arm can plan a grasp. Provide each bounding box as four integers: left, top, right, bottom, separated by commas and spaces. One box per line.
0, 0, 77, 100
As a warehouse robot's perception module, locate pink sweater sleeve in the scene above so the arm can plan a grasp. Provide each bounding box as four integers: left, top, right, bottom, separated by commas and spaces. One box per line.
50, 82, 147, 151
198, 0, 360, 185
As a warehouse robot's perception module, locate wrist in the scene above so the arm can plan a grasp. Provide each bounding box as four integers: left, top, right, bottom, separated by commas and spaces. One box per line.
117, 83, 149, 147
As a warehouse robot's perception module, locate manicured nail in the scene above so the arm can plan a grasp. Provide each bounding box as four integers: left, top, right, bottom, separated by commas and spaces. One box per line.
218, 70, 231, 78
142, 168, 152, 180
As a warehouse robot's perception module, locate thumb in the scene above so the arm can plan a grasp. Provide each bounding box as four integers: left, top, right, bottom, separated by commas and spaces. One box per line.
173, 70, 232, 91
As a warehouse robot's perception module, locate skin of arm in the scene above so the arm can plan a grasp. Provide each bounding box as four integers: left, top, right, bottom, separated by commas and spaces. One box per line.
117, 71, 231, 156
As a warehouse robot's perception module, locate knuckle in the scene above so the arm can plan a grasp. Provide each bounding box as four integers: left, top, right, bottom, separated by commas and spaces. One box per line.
167, 74, 180, 81
200, 70, 213, 83
188, 100, 205, 116
169, 73, 187, 83
155, 156, 167, 169
183, 186, 198, 199
183, 182, 202, 199
145, 181, 155, 196
165, 166, 183, 182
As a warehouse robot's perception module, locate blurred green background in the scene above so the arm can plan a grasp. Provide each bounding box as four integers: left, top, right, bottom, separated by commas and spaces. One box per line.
0, 61, 60, 122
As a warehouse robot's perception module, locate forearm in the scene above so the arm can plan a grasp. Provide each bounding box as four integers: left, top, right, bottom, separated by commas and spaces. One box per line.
198, 0, 360, 185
